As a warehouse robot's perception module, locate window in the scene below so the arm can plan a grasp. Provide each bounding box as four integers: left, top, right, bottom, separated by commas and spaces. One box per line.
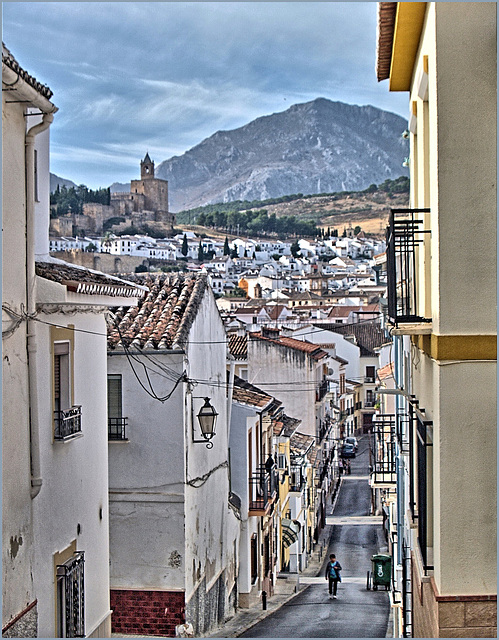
56, 551, 85, 637
53, 334, 81, 440
107, 375, 127, 440
365, 366, 376, 382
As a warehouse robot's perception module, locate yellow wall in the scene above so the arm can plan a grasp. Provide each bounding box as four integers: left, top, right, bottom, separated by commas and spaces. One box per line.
404, 2, 497, 598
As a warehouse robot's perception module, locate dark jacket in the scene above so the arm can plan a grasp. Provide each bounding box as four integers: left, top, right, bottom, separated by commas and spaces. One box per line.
325, 559, 342, 580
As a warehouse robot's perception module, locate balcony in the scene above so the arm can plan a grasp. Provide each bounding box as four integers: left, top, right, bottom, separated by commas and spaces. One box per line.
369, 415, 397, 487
315, 379, 329, 402
248, 466, 278, 515
54, 406, 82, 440
289, 464, 306, 493
386, 208, 431, 326
317, 417, 332, 442
108, 417, 128, 441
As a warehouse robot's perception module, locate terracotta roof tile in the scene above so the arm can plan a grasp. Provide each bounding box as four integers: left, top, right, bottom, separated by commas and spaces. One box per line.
3, 43, 54, 99
250, 333, 328, 361
273, 414, 301, 438
315, 320, 388, 357
228, 334, 247, 359
107, 273, 208, 350
35, 261, 146, 298
232, 375, 282, 412
376, 2, 397, 82
377, 362, 395, 381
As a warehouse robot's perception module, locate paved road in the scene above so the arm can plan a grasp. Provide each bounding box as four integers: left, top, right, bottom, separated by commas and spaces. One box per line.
240, 437, 390, 638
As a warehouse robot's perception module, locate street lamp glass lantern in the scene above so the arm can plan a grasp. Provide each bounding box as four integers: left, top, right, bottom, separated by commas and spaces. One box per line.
197, 397, 218, 440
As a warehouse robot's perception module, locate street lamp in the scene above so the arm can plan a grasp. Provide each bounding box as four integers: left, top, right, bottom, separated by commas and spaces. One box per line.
194, 397, 218, 449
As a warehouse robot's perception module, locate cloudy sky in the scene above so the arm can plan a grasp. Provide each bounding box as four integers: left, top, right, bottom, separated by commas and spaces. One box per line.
3, 2, 408, 189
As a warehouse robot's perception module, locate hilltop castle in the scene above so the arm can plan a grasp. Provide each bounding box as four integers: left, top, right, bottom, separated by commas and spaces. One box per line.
51, 154, 176, 237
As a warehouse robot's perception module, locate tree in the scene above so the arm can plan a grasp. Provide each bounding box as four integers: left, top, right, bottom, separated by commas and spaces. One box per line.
223, 237, 230, 256
197, 212, 206, 226
197, 240, 204, 262
230, 244, 238, 259
135, 264, 148, 273
290, 241, 301, 258
181, 234, 188, 257
354, 225, 362, 235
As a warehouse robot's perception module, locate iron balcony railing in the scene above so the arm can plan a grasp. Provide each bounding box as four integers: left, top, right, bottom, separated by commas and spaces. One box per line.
248, 465, 278, 512
386, 208, 431, 325
369, 415, 397, 485
289, 466, 305, 493
57, 551, 85, 638
315, 379, 329, 402
108, 417, 128, 440
54, 406, 82, 440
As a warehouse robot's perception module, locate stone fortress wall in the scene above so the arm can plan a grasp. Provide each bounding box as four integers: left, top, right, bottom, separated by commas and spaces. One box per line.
50, 154, 175, 236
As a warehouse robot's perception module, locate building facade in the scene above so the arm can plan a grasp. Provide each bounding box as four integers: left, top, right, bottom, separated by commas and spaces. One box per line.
375, 3, 496, 637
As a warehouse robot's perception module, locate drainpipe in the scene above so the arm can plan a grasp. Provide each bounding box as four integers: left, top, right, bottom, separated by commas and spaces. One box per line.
26, 113, 54, 498
226, 356, 235, 441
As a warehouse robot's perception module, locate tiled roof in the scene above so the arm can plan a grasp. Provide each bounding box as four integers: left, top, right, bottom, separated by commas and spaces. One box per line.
328, 306, 360, 318
250, 333, 328, 361
267, 304, 287, 320
273, 414, 301, 438
232, 375, 282, 412
316, 320, 388, 357
290, 432, 315, 455
377, 362, 395, 381
107, 273, 208, 350
35, 261, 145, 298
2, 43, 54, 99
376, 3, 397, 82
228, 334, 247, 359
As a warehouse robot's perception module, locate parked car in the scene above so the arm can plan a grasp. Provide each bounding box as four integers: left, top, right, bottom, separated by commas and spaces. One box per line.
345, 436, 358, 451
340, 443, 356, 458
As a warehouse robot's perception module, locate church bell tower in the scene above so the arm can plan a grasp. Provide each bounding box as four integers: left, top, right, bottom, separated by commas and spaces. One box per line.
140, 152, 154, 180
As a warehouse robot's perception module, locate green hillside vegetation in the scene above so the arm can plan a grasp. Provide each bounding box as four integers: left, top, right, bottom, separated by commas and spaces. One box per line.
50, 184, 110, 217
176, 177, 409, 233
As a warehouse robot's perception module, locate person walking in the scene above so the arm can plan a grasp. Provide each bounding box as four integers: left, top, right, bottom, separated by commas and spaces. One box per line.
325, 553, 342, 599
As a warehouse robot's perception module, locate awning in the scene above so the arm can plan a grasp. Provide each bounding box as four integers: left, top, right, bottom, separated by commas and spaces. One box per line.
281, 518, 301, 548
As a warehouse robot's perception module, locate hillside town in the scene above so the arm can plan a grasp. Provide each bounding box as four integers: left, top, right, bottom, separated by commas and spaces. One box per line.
2, 3, 496, 640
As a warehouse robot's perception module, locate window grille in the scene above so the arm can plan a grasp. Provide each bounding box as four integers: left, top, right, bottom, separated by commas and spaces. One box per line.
107, 375, 128, 440
57, 552, 85, 637
416, 413, 433, 572
386, 208, 431, 325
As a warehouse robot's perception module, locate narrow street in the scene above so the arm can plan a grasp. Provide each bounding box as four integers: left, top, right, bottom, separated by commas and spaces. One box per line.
240, 437, 390, 638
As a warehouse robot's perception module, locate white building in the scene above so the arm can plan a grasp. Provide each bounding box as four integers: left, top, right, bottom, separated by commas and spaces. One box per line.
2, 44, 144, 638
107, 273, 239, 637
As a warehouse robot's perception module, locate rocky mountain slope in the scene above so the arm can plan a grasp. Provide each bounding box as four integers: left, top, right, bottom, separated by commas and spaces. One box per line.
156, 98, 408, 212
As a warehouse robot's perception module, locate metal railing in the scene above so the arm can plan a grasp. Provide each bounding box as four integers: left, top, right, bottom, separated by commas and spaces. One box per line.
369, 415, 397, 485
108, 417, 128, 440
248, 466, 278, 512
54, 406, 82, 440
57, 551, 85, 637
315, 379, 329, 402
386, 208, 431, 325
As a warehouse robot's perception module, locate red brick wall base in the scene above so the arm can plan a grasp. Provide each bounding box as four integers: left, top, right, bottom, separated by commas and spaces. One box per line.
110, 589, 185, 637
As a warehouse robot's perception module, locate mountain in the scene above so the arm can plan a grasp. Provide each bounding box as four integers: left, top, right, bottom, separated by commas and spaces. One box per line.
109, 182, 131, 193
156, 98, 408, 212
50, 173, 77, 192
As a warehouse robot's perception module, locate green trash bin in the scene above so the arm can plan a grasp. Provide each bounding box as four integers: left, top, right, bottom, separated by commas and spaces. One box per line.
371, 554, 391, 590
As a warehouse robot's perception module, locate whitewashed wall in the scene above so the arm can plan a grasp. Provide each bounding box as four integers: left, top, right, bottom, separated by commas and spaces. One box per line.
33, 302, 112, 637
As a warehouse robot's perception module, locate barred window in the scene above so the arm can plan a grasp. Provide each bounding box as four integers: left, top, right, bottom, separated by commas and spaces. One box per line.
56, 551, 85, 637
